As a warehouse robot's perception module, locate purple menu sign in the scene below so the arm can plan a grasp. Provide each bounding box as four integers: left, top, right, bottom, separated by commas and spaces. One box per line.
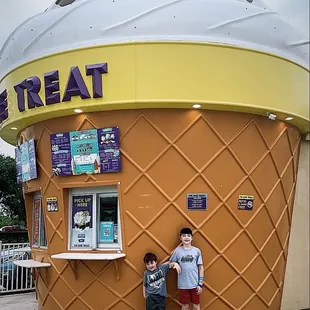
97, 127, 121, 173
50, 132, 72, 176
187, 193, 208, 210
15, 148, 22, 184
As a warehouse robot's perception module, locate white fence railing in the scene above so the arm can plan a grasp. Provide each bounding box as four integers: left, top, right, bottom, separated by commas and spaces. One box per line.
0, 242, 35, 294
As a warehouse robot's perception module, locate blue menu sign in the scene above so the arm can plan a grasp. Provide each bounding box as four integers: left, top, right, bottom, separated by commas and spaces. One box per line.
50, 126, 121, 176
15, 138, 38, 183
187, 193, 207, 210
15, 148, 22, 184
238, 195, 254, 211
70, 129, 99, 175
28, 139, 37, 180
99, 221, 114, 243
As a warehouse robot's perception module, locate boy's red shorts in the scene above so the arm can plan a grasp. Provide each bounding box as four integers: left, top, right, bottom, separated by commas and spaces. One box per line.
179, 288, 200, 305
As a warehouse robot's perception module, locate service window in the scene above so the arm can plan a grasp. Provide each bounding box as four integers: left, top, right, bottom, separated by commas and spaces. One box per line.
69, 185, 122, 250
32, 192, 47, 248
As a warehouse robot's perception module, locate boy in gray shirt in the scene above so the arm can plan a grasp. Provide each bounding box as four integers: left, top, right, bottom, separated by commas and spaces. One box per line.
170, 228, 204, 310
143, 252, 181, 310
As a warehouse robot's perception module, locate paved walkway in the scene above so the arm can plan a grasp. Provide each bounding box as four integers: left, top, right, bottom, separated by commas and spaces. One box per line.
0, 292, 38, 310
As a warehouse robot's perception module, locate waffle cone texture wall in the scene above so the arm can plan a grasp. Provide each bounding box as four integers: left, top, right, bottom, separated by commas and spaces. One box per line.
22, 109, 301, 310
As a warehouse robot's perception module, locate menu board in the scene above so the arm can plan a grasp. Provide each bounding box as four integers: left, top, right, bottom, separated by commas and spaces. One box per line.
50, 132, 72, 176
50, 127, 120, 176
15, 138, 38, 183
15, 148, 22, 184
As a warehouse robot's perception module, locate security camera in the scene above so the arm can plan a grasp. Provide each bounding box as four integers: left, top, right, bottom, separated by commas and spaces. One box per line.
265, 112, 277, 120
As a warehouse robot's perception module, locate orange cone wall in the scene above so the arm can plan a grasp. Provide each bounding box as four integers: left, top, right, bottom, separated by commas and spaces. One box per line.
21, 109, 300, 310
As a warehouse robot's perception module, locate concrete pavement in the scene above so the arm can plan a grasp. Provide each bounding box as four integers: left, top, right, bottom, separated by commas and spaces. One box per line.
0, 292, 37, 310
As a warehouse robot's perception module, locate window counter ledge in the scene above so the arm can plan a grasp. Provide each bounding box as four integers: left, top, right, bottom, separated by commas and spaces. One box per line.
13, 246, 31, 253
50, 252, 126, 280
13, 260, 51, 268
51, 252, 126, 261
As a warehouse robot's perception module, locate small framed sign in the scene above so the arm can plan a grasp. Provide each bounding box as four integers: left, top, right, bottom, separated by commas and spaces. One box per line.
99, 222, 114, 243
238, 195, 254, 211
47, 197, 59, 212
187, 193, 207, 210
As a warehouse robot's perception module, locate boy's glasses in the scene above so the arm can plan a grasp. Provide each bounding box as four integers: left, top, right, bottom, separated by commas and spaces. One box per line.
181, 234, 192, 237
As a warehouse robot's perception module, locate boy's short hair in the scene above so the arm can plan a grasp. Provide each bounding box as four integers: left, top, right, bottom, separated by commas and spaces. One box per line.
143, 252, 157, 264
180, 227, 193, 236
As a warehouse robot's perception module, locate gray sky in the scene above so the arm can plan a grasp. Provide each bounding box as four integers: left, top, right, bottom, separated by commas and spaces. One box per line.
0, 0, 309, 157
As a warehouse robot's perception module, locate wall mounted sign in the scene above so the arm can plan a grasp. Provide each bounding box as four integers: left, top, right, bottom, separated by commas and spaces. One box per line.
50, 126, 120, 176
71, 195, 93, 249
99, 221, 114, 243
238, 195, 254, 211
15, 138, 38, 183
32, 198, 41, 245
0, 63, 108, 125
187, 193, 208, 210
47, 197, 58, 212
15, 148, 22, 184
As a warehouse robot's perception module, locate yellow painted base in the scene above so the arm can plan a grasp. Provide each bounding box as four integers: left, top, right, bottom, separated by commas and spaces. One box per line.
0, 42, 309, 144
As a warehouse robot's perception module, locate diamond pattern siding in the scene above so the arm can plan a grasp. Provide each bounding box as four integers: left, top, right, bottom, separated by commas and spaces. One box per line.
21, 109, 300, 310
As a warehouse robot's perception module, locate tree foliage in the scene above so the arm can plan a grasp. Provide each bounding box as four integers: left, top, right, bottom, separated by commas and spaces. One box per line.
0, 154, 25, 225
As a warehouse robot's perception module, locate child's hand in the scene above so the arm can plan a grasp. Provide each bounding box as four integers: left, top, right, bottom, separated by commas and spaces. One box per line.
172, 262, 181, 274
196, 286, 203, 295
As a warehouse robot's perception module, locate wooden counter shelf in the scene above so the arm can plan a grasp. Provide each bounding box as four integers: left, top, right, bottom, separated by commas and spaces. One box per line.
51, 252, 125, 260
13, 259, 51, 286
51, 252, 126, 280
13, 260, 51, 268
13, 246, 31, 253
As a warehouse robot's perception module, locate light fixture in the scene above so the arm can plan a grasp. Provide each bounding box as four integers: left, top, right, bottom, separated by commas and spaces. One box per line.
285, 116, 294, 121
74, 109, 83, 113
265, 112, 277, 121
10, 127, 18, 130
192, 104, 201, 109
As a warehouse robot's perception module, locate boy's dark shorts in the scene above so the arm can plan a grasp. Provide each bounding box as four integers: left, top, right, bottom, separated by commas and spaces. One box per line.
179, 288, 200, 305
146, 294, 166, 310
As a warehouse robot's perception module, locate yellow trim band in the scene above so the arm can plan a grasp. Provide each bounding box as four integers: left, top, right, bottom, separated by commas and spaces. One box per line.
0, 42, 309, 144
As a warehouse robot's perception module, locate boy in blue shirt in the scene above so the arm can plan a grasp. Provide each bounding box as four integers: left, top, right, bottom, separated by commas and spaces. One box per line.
170, 228, 204, 310
143, 252, 181, 310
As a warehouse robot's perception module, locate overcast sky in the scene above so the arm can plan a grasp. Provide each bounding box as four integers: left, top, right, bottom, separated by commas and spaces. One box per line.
0, 0, 309, 157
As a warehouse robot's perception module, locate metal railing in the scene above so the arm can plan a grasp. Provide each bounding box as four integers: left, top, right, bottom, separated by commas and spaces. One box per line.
0, 241, 35, 294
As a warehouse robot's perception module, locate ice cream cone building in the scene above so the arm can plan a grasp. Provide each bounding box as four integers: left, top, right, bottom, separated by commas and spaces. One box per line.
0, 0, 309, 309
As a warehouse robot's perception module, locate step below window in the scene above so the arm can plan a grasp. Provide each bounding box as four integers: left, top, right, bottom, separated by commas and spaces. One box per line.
69, 185, 122, 250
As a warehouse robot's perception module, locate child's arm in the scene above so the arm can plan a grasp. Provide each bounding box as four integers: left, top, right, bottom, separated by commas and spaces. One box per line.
196, 264, 204, 295
142, 285, 146, 299
198, 264, 204, 286
162, 261, 181, 273
169, 261, 181, 273
142, 272, 147, 299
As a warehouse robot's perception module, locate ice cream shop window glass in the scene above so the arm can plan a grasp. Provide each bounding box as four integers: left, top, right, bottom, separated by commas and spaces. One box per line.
69, 186, 122, 250
32, 192, 47, 248
98, 193, 119, 247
